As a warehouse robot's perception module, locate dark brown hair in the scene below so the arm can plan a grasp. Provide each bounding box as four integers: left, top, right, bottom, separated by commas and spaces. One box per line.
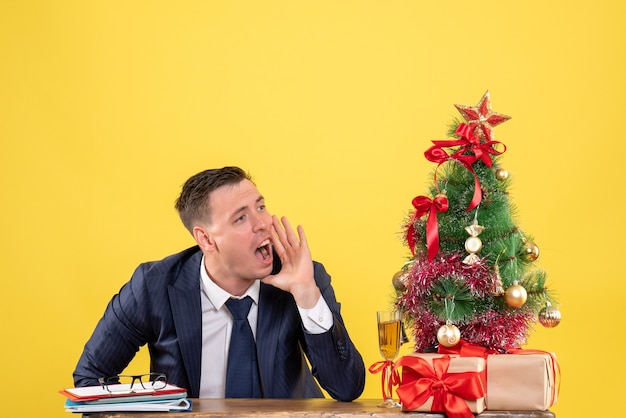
174, 166, 251, 233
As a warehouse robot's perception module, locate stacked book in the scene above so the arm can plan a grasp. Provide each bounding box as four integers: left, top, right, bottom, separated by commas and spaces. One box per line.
59, 382, 190, 413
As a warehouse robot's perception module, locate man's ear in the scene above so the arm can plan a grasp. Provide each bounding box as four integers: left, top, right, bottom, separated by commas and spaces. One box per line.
193, 225, 216, 252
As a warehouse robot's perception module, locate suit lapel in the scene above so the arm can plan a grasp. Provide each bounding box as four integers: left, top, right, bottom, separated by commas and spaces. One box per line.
257, 283, 287, 396
168, 250, 203, 397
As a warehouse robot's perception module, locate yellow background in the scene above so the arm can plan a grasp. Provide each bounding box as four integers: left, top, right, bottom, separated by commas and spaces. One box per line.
1, 1, 623, 416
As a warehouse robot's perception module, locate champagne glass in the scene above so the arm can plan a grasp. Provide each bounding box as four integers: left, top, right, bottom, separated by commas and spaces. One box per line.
376, 310, 401, 408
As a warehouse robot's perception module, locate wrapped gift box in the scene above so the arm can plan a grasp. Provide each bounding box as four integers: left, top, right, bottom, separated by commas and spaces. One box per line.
486, 352, 558, 411
396, 353, 486, 417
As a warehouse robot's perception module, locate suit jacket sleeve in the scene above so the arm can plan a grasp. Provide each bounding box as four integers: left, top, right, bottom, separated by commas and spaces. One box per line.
72, 263, 159, 387
302, 262, 366, 402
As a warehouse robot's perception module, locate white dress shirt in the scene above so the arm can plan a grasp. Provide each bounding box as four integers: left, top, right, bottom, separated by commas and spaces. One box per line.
198, 256, 333, 398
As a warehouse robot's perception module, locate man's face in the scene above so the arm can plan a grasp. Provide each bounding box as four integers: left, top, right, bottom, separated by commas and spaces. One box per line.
203, 179, 275, 282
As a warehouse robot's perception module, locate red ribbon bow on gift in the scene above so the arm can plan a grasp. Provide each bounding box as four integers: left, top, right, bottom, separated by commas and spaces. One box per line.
406, 194, 449, 261
395, 355, 484, 418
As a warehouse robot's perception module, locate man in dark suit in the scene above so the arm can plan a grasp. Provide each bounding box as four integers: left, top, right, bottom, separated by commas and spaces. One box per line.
73, 167, 365, 401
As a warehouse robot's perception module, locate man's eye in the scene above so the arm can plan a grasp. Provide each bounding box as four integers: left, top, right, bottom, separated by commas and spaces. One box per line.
258, 205, 266, 211
235, 214, 247, 223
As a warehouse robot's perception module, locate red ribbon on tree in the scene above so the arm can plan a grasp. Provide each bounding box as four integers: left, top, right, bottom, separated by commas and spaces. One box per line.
395, 355, 485, 418
428, 123, 506, 168
424, 123, 506, 212
406, 194, 449, 261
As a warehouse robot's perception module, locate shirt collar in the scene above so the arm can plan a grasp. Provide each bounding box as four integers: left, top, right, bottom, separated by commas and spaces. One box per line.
199, 255, 260, 310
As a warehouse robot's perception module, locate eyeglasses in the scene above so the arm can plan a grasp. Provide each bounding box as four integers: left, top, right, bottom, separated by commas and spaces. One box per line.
98, 373, 168, 394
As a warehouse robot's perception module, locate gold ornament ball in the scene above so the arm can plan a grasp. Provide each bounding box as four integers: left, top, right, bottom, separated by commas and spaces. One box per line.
538, 305, 562, 328
505, 281, 527, 307
437, 323, 461, 347
495, 168, 509, 180
521, 241, 540, 261
392, 270, 408, 291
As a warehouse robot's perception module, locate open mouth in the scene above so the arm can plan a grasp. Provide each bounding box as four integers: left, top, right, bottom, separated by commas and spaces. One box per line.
256, 239, 272, 261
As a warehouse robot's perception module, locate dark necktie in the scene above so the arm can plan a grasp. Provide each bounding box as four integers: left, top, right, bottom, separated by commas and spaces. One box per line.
224, 296, 262, 398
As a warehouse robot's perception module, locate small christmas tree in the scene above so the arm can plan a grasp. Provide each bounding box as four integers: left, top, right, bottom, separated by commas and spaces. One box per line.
395, 91, 561, 353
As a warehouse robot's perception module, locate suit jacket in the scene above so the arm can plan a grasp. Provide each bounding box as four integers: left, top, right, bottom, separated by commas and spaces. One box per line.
73, 246, 365, 401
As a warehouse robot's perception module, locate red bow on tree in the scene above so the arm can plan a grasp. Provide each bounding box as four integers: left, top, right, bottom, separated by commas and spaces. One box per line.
406, 194, 448, 261
424, 123, 506, 212
447, 123, 506, 167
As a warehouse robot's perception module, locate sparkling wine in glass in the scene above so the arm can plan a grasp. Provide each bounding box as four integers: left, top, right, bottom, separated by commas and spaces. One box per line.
377, 310, 401, 408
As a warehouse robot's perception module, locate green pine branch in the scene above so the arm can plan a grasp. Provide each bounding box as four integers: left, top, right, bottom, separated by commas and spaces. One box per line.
428, 276, 475, 322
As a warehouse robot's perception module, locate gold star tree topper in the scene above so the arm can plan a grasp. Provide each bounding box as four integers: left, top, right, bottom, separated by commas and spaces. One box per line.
454, 91, 511, 141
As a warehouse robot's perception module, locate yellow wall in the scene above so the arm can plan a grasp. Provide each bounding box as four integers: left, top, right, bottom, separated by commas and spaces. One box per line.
1, 1, 623, 416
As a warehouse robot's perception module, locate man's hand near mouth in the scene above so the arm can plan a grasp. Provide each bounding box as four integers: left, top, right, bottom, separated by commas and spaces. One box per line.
261, 215, 321, 309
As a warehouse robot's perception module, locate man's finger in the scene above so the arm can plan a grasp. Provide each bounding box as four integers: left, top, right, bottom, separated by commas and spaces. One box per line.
281, 216, 300, 248
271, 216, 287, 256
296, 225, 308, 249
